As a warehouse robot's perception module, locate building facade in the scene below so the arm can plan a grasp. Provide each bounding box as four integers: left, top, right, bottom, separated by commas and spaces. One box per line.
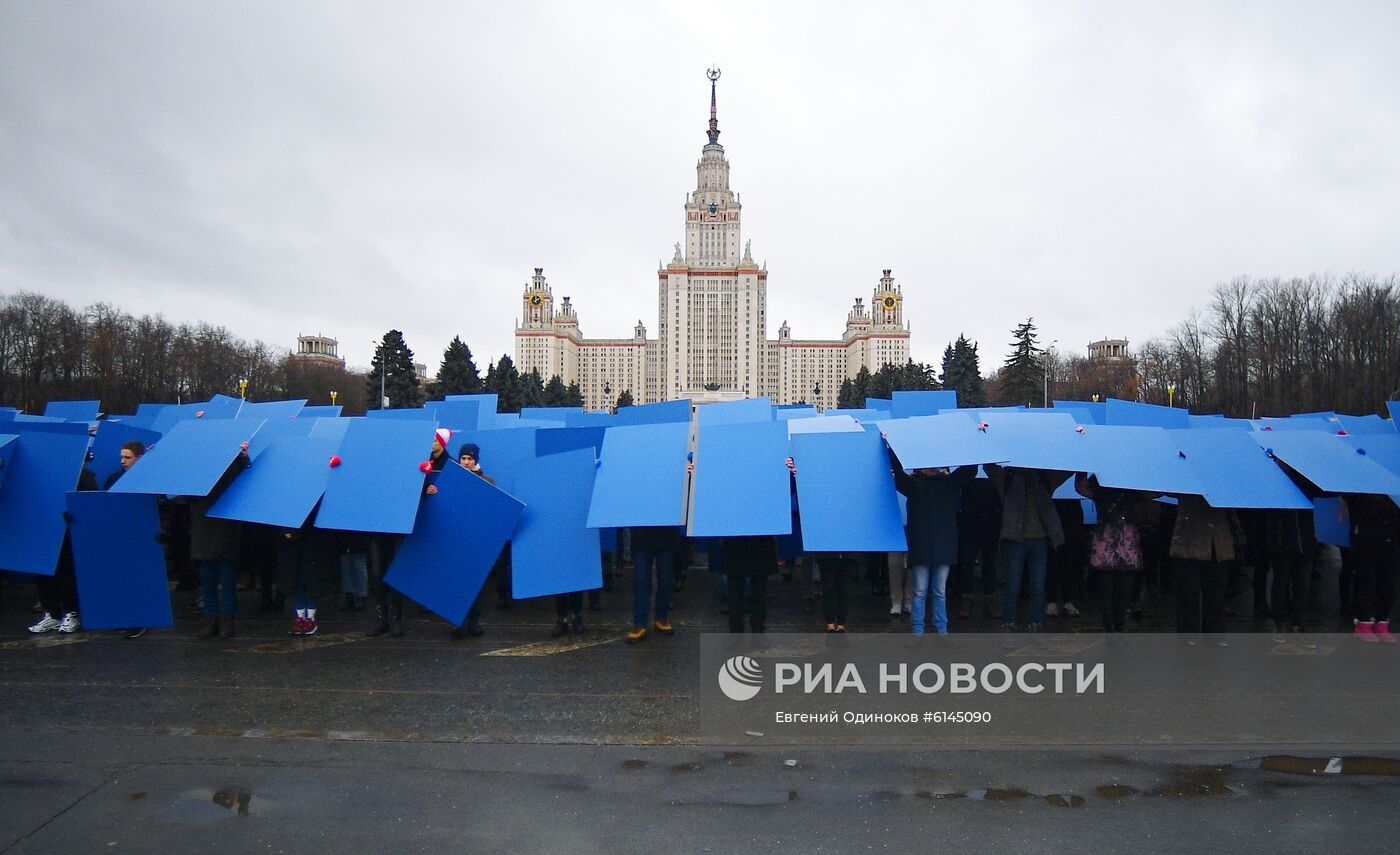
515, 71, 910, 411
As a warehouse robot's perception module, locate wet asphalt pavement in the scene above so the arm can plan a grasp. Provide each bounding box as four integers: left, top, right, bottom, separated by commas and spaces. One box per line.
2, 555, 1398, 852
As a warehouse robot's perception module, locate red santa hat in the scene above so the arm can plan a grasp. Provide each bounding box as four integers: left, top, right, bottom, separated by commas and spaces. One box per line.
434, 427, 453, 450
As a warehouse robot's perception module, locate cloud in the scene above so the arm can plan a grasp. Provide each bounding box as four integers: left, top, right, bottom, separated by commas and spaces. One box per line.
1, 0, 1397, 375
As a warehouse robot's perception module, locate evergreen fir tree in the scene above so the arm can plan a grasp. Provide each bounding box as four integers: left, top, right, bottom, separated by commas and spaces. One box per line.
564, 381, 584, 406
366, 330, 424, 409
434, 336, 481, 396
543, 375, 569, 406
486, 355, 521, 412
1001, 319, 1042, 406
615, 390, 635, 409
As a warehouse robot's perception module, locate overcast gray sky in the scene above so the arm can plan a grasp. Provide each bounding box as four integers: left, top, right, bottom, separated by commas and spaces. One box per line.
3, 1, 1398, 375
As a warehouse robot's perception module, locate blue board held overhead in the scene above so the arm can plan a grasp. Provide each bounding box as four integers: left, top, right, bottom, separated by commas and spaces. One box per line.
314, 418, 436, 535
108, 418, 264, 497
208, 435, 343, 528
587, 422, 690, 529
791, 430, 906, 552
689, 420, 793, 537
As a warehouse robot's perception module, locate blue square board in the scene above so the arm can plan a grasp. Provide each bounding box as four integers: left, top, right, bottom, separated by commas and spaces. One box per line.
90, 421, 162, 488
448, 427, 539, 493
208, 435, 344, 528
44, 400, 101, 421
236, 398, 307, 421
67, 491, 172, 629
891, 390, 958, 419
0, 434, 16, 490
1251, 431, 1400, 495
876, 413, 1010, 471
314, 418, 436, 534
970, 411, 1094, 472
0, 427, 89, 574
384, 461, 525, 625
791, 430, 906, 552
688, 421, 793, 537
586, 423, 690, 528
1168, 428, 1311, 509
696, 397, 773, 427
1104, 399, 1190, 428
612, 399, 691, 426
108, 418, 264, 497
1081, 424, 1205, 495
509, 448, 602, 598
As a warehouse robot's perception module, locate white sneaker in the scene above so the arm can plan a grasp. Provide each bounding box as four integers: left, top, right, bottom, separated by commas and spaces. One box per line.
889, 604, 902, 616
1045, 602, 1060, 617
1063, 602, 1080, 617
57, 612, 81, 634
28, 613, 60, 634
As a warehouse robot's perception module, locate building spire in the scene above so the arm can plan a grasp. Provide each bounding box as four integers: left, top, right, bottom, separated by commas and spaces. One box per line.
706, 67, 721, 145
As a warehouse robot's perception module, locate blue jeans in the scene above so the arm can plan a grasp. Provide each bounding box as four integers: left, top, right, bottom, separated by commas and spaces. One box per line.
340, 552, 367, 597
1002, 538, 1049, 625
910, 564, 950, 634
632, 549, 674, 628
198, 559, 238, 616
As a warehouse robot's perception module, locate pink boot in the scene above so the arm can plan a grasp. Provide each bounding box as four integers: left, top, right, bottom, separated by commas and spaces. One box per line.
1355, 620, 1379, 642
1376, 621, 1397, 644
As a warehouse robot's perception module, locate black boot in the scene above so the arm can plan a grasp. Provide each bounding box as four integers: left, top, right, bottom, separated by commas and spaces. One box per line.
340, 593, 355, 612
218, 615, 236, 639
366, 606, 390, 638
197, 615, 220, 639
572, 613, 585, 635
387, 602, 405, 638
550, 619, 569, 638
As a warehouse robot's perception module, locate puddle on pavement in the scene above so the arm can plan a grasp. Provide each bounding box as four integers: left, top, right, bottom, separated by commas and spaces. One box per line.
670, 762, 702, 773
968, 787, 1032, 802
1153, 765, 1233, 798
621, 759, 648, 770
128, 791, 147, 802
212, 787, 252, 815
1095, 784, 1140, 799
915, 790, 967, 801
1044, 794, 1086, 807
1243, 755, 1400, 777
168, 787, 257, 823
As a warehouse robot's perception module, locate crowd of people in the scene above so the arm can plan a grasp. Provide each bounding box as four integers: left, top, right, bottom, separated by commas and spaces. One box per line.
9, 427, 1400, 646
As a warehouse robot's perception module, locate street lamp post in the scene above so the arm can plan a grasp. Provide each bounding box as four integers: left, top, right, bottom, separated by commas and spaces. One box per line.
1042, 340, 1058, 408
1167, 382, 1177, 408
813, 382, 821, 412
603, 381, 612, 414
372, 340, 387, 409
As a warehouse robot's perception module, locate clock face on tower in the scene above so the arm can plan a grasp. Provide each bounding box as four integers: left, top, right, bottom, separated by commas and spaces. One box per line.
881, 294, 898, 310
708, 202, 718, 217
530, 293, 543, 306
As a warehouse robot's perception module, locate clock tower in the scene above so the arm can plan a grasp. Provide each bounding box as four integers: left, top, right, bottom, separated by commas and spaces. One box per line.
873, 268, 903, 328
520, 267, 554, 329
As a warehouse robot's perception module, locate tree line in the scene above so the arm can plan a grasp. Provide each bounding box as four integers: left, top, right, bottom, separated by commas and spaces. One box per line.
7, 273, 1397, 419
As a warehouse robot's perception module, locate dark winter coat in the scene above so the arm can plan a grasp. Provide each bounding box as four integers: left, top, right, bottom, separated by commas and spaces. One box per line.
987, 466, 1066, 548
1169, 495, 1244, 562
189, 453, 249, 563
719, 536, 778, 577
894, 464, 976, 568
